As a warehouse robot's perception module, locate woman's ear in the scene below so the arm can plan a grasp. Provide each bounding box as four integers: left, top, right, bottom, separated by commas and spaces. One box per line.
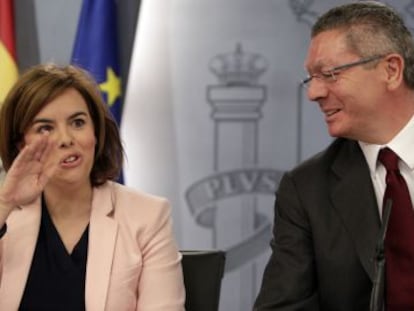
16, 139, 25, 151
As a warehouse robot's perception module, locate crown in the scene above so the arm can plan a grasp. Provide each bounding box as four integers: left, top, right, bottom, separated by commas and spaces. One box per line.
209, 43, 268, 86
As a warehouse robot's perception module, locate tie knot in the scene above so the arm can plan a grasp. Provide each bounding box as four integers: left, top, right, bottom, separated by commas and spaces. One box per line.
378, 147, 399, 171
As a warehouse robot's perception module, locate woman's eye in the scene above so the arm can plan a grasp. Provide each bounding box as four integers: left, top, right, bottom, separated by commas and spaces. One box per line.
73, 119, 85, 128
37, 125, 52, 134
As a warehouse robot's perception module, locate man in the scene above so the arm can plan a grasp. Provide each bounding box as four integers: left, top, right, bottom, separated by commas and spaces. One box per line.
254, 1, 414, 310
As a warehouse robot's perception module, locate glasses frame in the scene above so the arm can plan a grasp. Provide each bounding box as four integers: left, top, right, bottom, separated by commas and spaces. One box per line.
302, 55, 385, 87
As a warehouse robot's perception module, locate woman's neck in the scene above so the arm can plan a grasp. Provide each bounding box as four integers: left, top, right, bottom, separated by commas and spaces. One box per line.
43, 181, 93, 219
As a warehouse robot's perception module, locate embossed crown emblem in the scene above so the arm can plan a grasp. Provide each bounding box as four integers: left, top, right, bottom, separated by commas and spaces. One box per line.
209, 43, 268, 86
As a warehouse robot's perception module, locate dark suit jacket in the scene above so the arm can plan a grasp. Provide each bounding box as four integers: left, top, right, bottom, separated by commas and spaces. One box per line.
254, 138, 382, 310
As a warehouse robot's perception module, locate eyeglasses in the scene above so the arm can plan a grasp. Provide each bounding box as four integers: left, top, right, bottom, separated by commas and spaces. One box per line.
301, 55, 384, 88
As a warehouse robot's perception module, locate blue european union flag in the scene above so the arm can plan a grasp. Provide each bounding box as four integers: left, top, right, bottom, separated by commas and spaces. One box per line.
71, 0, 123, 183
71, 0, 122, 125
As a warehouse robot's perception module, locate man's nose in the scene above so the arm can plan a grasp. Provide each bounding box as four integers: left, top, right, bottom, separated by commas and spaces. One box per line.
307, 78, 329, 102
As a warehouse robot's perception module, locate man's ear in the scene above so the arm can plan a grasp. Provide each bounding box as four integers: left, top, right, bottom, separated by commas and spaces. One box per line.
384, 53, 404, 90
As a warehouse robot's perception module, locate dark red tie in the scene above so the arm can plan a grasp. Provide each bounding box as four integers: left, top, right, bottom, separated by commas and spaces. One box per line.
379, 147, 414, 309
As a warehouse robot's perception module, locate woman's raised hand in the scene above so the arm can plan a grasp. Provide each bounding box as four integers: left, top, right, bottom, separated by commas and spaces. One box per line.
0, 134, 57, 212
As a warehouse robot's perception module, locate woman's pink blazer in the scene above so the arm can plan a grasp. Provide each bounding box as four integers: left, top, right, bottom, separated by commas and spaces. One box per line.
0, 181, 185, 310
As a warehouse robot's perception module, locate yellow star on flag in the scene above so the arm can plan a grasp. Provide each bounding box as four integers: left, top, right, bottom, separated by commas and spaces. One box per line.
99, 67, 121, 107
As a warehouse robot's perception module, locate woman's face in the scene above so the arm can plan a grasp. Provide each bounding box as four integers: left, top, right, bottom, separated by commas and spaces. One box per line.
23, 88, 96, 188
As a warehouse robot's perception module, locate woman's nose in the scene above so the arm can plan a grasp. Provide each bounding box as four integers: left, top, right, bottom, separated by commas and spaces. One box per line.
57, 128, 74, 148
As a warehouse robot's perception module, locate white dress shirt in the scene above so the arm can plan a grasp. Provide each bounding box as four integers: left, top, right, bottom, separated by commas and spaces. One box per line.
359, 114, 414, 218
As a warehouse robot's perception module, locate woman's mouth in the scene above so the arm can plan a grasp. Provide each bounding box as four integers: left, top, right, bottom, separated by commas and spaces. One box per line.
60, 154, 81, 167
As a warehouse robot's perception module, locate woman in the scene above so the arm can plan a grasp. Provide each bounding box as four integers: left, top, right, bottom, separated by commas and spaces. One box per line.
0, 64, 185, 310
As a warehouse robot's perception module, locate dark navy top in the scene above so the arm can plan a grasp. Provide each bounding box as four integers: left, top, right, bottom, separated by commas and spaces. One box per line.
19, 199, 89, 311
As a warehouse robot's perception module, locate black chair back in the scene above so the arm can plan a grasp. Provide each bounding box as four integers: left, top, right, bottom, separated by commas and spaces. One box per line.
180, 250, 226, 311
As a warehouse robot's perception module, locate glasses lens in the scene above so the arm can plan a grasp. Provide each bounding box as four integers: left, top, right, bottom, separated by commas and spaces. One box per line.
301, 76, 312, 88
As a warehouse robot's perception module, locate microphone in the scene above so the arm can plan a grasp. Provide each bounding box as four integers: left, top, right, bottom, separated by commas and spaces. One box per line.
370, 198, 392, 311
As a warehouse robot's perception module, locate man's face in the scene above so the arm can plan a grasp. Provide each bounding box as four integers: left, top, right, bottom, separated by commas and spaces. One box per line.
304, 29, 386, 142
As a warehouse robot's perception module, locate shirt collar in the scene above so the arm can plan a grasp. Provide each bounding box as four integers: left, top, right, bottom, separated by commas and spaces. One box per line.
359, 113, 414, 172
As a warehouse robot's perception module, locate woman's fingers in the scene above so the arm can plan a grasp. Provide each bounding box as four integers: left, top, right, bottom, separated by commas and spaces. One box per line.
31, 134, 51, 162
13, 134, 53, 168
13, 135, 47, 166
38, 143, 59, 188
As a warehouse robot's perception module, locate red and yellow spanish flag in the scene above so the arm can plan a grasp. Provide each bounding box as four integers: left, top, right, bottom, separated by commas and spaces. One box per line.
0, 0, 18, 104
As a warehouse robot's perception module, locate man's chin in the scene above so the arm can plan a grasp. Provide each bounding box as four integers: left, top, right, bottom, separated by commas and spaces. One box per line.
326, 126, 342, 138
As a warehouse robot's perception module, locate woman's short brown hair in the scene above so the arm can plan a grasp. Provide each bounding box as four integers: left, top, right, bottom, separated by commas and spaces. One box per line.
0, 63, 124, 186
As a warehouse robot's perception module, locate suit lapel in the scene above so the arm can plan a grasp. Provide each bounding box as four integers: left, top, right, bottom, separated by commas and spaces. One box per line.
0, 200, 41, 310
330, 141, 381, 281
85, 183, 118, 311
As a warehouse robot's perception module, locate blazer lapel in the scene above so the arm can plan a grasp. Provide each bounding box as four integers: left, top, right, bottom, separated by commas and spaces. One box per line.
330, 141, 381, 281
0, 200, 41, 310
85, 183, 118, 311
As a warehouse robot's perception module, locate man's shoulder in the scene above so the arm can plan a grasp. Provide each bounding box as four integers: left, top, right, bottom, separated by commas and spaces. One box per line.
291, 138, 360, 176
